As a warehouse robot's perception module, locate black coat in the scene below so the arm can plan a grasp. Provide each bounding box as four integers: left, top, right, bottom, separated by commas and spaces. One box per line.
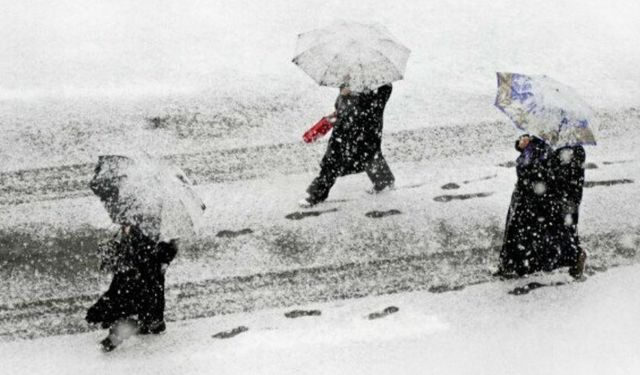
499, 137, 580, 276
86, 226, 177, 327
321, 84, 392, 176
549, 145, 586, 227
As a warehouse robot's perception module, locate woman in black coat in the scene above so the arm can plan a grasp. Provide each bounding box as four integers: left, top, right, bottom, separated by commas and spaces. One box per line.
86, 224, 177, 351
497, 135, 581, 277
300, 84, 395, 207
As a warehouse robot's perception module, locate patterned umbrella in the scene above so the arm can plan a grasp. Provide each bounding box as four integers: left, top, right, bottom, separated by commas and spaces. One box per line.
292, 20, 410, 92
90, 154, 206, 241
495, 72, 596, 148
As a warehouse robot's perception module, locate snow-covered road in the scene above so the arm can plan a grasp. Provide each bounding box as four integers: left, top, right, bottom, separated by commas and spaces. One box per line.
2, 113, 639, 340
3, 263, 639, 375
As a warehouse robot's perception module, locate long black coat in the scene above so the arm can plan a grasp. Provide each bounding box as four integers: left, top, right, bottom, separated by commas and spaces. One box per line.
321, 84, 392, 176
549, 145, 586, 227
86, 226, 177, 327
499, 137, 580, 276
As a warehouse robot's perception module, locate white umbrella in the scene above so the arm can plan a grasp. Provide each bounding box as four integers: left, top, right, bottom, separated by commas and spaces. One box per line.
292, 20, 410, 92
90, 154, 206, 242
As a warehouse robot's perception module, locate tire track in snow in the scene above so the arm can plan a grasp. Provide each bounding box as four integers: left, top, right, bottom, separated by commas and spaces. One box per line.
0, 245, 497, 341
0, 122, 516, 206
1, 228, 638, 341
2, 108, 638, 206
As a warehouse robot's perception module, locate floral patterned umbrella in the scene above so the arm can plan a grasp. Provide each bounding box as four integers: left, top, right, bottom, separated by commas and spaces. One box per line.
495, 72, 596, 148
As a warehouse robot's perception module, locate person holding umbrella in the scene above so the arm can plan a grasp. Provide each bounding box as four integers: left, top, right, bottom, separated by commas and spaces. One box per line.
86, 155, 205, 351
496, 133, 579, 277
292, 21, 410, 207
299, 83, 395, 207
86, 223, 178, 351
494, 73, 596, 278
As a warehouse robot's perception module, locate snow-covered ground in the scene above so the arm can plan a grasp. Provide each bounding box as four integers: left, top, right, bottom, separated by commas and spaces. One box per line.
2, 264, 639, 375
1, 0, 640, 372
1, 120, 639, 340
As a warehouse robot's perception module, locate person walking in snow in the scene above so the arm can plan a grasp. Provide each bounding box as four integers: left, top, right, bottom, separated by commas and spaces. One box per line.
299, 83, 395, 207
496, 134, 582, 278
548, 145, 588, 278
86, 223, 178, 351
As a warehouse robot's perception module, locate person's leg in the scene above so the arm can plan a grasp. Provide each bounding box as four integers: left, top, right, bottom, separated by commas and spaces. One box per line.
305, 161, 339, 204
137, 265, 168, 334
568, 210, 587, 278
569, 247, 587, 278
365, 153, 395, 191
496, 191, 533, 277
86, 272, 137, 329
100, 317, 139, 352
86, 295, 115, 328
90, 271, 144, 351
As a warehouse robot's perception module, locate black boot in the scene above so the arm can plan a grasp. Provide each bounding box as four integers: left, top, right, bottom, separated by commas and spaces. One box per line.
138, 320, 166, 335
100, 318, 137, 352
100, 333, 122, 352
569, 250, 587, 279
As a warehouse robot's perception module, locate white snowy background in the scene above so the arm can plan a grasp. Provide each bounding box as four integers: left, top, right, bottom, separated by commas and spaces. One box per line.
0, 0, 639, 374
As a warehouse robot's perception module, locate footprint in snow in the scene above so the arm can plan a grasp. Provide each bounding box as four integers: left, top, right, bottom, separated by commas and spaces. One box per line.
284, 309, 322, 318
325, 198, 350, 203
498, 161, 517, 168
433, 192, 493, 202
441, 175, 497, 190
602, 160, 634, 165
212, 326, 249, 339
428, 284, 465, 293
440, 182, 461, 190
584, 179, 634, 188
216, 228, 253, 238
509, 281, 567, 296
365, 209, 402, 218
462, 174, 498, 185
367, 306, 399, 320
285, 208, 338, 220
587, 265, 607, 274
394, 183, 426, 190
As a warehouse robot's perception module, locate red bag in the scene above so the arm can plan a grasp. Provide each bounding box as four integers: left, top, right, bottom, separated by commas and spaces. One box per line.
303, 115, 335, 143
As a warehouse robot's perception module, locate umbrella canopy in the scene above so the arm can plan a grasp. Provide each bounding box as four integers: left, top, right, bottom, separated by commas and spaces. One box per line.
292, 20, 410, 92
90, 154, 206, 242
495, 72, 596, 148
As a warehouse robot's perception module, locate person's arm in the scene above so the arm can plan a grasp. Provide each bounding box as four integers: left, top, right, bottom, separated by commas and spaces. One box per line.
518, 142, 552, 196
156, 239, 179, 265
333, 96, 341, 125
376, 84, 392, 103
